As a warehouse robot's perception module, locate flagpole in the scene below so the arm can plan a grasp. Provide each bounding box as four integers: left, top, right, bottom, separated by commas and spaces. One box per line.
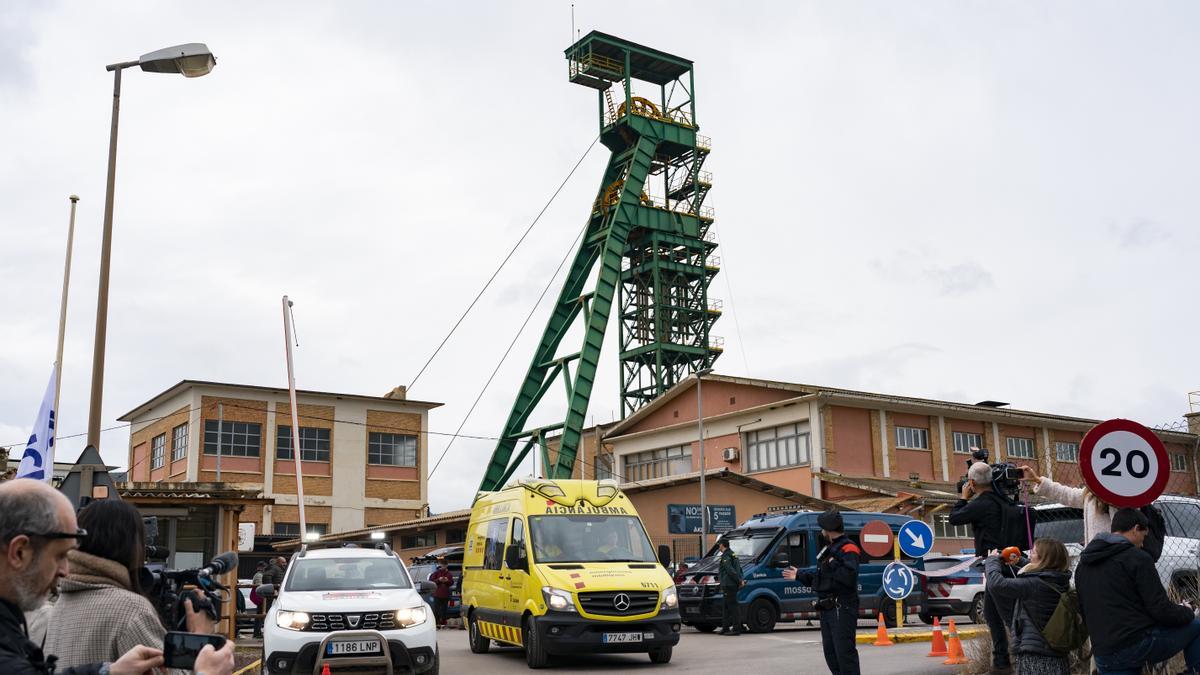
54, 195, 79, 421
282, 296, 307, 535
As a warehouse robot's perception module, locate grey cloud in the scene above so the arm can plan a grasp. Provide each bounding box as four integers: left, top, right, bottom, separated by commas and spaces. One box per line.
1108, 219, 1171, 248
927, 262, 994, 296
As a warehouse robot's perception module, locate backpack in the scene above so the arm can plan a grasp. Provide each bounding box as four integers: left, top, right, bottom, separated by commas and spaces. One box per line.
1033, 578, 1089, 654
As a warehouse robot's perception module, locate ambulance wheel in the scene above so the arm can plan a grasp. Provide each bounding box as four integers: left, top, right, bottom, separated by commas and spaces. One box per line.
468, 613, 490, 653
649, 646, 673, 664
969, 593, 985, 624
691, 623, 717, 633
524, 615, 549, 669
746, 597, 777, 633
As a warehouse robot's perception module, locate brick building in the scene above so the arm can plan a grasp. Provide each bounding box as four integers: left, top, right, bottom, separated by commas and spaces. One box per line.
118, 380, 441, 538
603, 374, 1200, 554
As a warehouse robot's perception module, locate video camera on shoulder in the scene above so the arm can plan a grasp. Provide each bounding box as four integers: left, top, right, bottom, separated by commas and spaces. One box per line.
140, 516, 239, 631
956, 447, 990, 493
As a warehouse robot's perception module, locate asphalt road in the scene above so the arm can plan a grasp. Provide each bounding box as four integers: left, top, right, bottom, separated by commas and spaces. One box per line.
438, 624, 968, 674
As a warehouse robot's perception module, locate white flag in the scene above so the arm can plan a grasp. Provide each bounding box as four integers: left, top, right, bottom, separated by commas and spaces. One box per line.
16, 365, 57, 482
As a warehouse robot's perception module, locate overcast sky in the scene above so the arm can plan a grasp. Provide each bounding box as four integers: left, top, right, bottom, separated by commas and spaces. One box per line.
2, 1, 1198, 513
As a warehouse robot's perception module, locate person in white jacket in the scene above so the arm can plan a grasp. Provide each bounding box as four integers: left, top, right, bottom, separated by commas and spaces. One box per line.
1018, 465, 1113, 544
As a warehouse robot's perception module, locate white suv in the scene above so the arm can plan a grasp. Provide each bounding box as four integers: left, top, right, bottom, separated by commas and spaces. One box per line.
262, 546, 439, 674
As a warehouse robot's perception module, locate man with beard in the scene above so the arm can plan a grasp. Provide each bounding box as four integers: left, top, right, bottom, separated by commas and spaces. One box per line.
0, 479, 233, 675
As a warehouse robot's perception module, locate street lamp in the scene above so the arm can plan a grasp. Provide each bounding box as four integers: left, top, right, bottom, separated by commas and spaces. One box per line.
695, 367, 714, 553
85, 44, 216, 449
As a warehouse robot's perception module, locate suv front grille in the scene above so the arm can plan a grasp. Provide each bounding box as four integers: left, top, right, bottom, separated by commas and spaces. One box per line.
578, 590, 659, 616
307, 612, 397, 632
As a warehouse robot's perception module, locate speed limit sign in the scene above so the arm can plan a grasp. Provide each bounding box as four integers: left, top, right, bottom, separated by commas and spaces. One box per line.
1080, 418, 1170, 508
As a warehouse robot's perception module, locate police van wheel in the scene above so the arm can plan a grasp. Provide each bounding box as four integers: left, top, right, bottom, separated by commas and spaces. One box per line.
648, 646, 673, 664
468, 613, 490, 654
882, 603, 898, 628
691, 623, 717, 633
524, 616, 549, 669
746, 598, 777, 633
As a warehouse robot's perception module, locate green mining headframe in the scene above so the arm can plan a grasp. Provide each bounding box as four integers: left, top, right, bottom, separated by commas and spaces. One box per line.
479, 32, 720, 492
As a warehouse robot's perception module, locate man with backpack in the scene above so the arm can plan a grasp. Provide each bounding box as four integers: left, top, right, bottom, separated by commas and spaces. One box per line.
1076, 508, 1200, 674
949, 462, 1029, 674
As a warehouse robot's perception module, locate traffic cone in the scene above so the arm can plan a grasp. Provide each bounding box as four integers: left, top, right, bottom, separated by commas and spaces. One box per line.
927, 617, 947, 657
872, 612, 894, 646
942, 619, 967, 665
321, 664, 331, 675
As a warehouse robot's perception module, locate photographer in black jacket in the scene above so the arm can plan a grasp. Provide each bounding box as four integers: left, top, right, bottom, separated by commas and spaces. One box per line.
948, 462, 1026, 675
1077, 508, 1200, 674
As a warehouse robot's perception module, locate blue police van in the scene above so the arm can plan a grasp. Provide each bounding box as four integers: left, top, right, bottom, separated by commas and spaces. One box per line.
677, 510, 926, 633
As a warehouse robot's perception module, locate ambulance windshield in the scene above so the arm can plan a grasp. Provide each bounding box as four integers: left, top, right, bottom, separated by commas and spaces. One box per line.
529, 515, 657, 564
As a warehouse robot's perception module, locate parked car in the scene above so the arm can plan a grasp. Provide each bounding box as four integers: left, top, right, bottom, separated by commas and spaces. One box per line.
677, 510, 927, 633
919, 555, 984, 625
408, 546, 464, 620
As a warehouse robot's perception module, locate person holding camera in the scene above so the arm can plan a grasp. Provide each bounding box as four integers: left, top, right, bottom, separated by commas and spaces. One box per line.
0, 479, 197, 675
37, 499, 231, 673
949, 461, 1027, 675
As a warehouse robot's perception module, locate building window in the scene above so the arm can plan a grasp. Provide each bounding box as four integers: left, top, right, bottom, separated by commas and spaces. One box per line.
895, 426, 929, 450
1007, 437, 1036, 460
171, 423, 188, 462
953, 431, 984, 455
151, 434, 166, 469
203, 420, 262, 457
622, 445, 692, 482
1055, 441, 1079, 463
401, 532, 438, 549
746, 423, 810, 472
934, 514, 971, 539
594, 453, 614, 481
368, 432, 417, 467
276, 426, 331, 462
274, 522, 327, 537
1171, 454, 1188, 472
445, 529, 466, 544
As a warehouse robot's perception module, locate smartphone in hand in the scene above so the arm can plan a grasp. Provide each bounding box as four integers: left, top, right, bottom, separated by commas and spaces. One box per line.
164, 631, 226, 670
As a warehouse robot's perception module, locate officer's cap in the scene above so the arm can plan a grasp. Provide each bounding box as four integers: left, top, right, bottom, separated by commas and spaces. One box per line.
817, 508, 844, 532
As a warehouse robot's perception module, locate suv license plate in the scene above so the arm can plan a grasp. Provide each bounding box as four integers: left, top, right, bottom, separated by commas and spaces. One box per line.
602, 633, 643, 644
685, 606, 700, 615
326, 640, 381, 655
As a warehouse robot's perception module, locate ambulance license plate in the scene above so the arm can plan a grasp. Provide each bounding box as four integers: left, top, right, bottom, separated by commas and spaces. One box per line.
602, 633, 643, 643
326, 639, 381, 655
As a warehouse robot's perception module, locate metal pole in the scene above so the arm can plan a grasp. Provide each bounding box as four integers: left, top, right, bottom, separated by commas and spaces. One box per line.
697, 373, 706, 551
282, 296, 307, 534
54, 195, 79, 422
86, 65, 132, 449
216, 403, 223, 482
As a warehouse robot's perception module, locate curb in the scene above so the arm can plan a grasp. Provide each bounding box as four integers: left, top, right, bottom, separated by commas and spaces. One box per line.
855, 627, 988, 645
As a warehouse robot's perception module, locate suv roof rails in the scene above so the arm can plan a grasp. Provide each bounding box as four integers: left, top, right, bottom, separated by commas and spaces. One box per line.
299, 544, 308, 558
375, 542, 393, 554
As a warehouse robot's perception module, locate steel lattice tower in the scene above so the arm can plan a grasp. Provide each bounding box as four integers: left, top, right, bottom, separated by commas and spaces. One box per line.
479, 32, 720, 491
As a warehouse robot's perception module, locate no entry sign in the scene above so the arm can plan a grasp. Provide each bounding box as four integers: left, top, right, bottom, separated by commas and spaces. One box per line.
859, 519, 894, 558
1080, 418, 1170, 508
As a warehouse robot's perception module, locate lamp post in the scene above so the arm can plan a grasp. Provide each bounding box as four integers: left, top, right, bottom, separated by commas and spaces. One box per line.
85, 44, 216, 450
695, 367, 714, 553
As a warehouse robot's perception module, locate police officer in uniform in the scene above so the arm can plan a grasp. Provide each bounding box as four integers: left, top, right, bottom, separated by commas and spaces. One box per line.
716, 539, 745, 635
785, 509, 861, 674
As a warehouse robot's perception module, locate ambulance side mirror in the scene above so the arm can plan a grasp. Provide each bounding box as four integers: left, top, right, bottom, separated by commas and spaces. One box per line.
657, 545, 671, 568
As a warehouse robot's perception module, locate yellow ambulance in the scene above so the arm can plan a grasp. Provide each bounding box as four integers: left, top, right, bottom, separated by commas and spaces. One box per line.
462, 478, 680, 668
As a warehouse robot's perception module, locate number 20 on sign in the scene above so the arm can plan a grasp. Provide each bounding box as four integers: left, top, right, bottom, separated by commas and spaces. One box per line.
1079, 418, 1170, 508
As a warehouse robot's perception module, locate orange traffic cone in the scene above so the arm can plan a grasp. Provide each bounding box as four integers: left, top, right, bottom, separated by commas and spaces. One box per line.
321, 664, 331, 675
942, 619, 967, 665
872, 612, 894, 646
927, 617, 948, 657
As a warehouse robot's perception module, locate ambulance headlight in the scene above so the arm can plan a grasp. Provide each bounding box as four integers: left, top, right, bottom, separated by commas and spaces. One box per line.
542, 586, 576, 612
275, 610, 310, 630
394, 605, 428, 627
661, 586, 678, 610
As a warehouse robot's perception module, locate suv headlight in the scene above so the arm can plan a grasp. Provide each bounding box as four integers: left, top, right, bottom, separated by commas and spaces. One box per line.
276, 610, 310, 631
395, 605, 428, 628
541, 586, 576, 612
661, 585, 678, 610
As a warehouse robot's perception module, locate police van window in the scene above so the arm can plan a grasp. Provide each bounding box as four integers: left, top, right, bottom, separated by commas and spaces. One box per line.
712, 527, 781, 561
784, 532, 807, 567
483, 518, 508, 571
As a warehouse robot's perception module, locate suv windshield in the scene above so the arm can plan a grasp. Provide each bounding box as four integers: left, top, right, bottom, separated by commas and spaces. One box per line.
528, 515, 657, 563
286, 557, 412, 592
708, 528, 781, 561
